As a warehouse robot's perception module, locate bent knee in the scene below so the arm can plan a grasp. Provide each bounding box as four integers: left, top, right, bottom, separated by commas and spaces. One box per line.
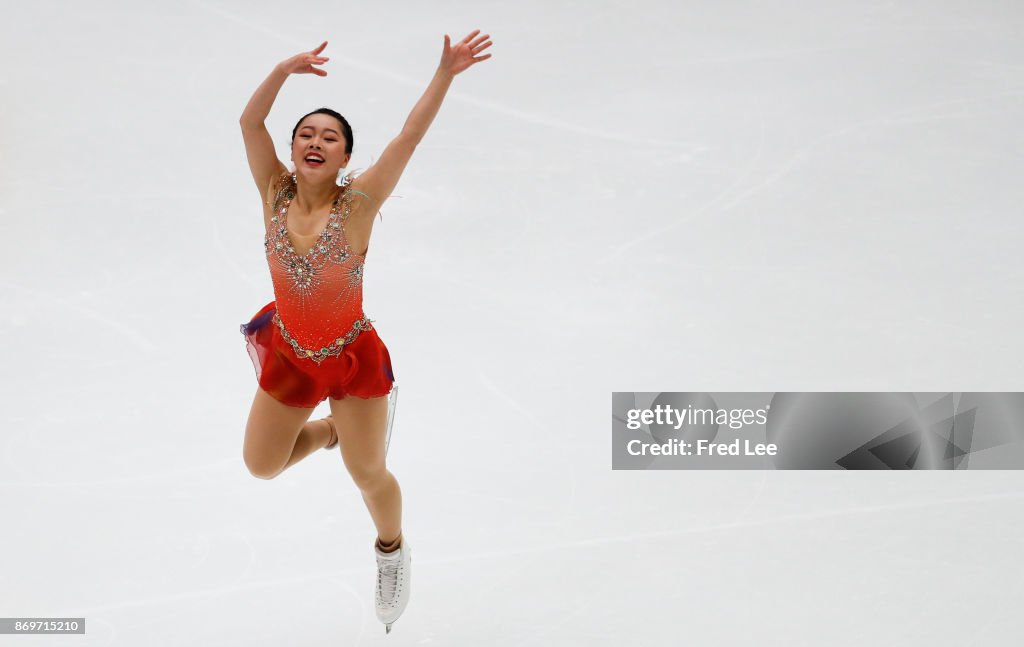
244, 453, 282, 480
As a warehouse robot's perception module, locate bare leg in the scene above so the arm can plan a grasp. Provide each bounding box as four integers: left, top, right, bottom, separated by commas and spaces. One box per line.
243, 387, 332, 479
281, 418, 334, 471
363, 472, 403, 549
329, 394, 402, 546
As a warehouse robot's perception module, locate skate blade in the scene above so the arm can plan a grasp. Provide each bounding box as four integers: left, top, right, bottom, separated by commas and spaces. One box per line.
385, 384, 399, 457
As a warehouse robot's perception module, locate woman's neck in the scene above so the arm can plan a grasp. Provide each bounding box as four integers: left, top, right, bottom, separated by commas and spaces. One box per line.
292, 174, 340, 214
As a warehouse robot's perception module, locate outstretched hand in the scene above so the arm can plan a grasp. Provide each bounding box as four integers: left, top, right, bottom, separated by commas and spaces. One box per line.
280, 41, 330, 77
439, 30, 492, 76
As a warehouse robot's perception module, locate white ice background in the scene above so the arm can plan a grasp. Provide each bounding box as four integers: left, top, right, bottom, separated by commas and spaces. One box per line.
1, 1, 1023, 645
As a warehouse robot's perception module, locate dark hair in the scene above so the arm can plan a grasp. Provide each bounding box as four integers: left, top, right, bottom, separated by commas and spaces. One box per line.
291, 108, 354, 155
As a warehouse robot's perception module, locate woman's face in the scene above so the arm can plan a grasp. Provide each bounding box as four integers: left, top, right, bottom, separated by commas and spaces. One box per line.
291, 114, 350, 180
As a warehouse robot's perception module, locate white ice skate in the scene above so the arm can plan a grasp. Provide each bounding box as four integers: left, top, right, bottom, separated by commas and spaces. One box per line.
374, 534, 412, 634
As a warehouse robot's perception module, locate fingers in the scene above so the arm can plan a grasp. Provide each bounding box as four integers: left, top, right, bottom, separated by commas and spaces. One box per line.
313, 40, 328, 54
461, 29, 480, 44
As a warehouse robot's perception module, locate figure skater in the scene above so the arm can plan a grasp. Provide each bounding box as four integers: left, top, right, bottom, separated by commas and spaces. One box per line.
237, 31, 492, 634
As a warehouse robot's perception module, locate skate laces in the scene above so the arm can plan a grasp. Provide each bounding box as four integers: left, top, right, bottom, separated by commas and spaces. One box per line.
376, 551, 401, 604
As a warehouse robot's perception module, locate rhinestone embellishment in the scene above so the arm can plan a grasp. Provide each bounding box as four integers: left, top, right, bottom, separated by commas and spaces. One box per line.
262, 172, 374, 363
264, 173, 366, 295
273, 311, 375, 364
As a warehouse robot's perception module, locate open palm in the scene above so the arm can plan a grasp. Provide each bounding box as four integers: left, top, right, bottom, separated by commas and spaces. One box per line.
439, 30, 493, 76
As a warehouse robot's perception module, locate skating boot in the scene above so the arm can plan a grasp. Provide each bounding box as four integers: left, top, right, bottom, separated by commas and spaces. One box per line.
374, 534, 411, 634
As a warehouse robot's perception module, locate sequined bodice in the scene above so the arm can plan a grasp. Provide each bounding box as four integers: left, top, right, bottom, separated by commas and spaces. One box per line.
264, 172, 373, 362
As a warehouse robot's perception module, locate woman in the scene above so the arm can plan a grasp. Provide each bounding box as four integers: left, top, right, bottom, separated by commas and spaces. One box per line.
237, 31, 492, 634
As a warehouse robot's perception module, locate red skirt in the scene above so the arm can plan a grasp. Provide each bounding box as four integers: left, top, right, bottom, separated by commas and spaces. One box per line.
240, 300, 396, 408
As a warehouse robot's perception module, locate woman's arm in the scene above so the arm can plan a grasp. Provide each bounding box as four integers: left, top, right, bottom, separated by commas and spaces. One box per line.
240, 43, 330, 195
400, 67, 455, 145
239, 64, 290, 126
241, 42, 328, 124
403, 31, 492, 142
353, 31, 493, 206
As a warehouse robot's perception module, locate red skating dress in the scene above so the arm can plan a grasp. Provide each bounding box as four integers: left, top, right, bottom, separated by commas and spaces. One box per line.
240, 171, 395, 408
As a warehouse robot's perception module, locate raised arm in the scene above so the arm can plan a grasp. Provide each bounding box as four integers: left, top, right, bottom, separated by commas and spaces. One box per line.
239, 42, 331, 201
352, 31, 493, 207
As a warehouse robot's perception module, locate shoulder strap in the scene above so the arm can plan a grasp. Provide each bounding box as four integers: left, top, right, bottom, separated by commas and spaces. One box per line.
264, 171, 293, 212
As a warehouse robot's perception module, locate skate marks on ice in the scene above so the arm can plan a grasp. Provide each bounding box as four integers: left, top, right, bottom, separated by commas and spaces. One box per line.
603, 88, 1024, 263
193, 0, 700, 151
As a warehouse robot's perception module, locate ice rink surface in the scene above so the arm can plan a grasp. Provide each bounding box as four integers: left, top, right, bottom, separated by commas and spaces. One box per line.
1, 0, 1023, 644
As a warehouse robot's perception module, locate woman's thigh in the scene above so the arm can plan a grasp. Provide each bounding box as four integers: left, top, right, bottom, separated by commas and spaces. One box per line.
244, 386, 316, 478
329, 393, 391, 489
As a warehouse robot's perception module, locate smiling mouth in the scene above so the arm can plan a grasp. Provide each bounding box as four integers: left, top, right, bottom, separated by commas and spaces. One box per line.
305, 157, 325, 167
